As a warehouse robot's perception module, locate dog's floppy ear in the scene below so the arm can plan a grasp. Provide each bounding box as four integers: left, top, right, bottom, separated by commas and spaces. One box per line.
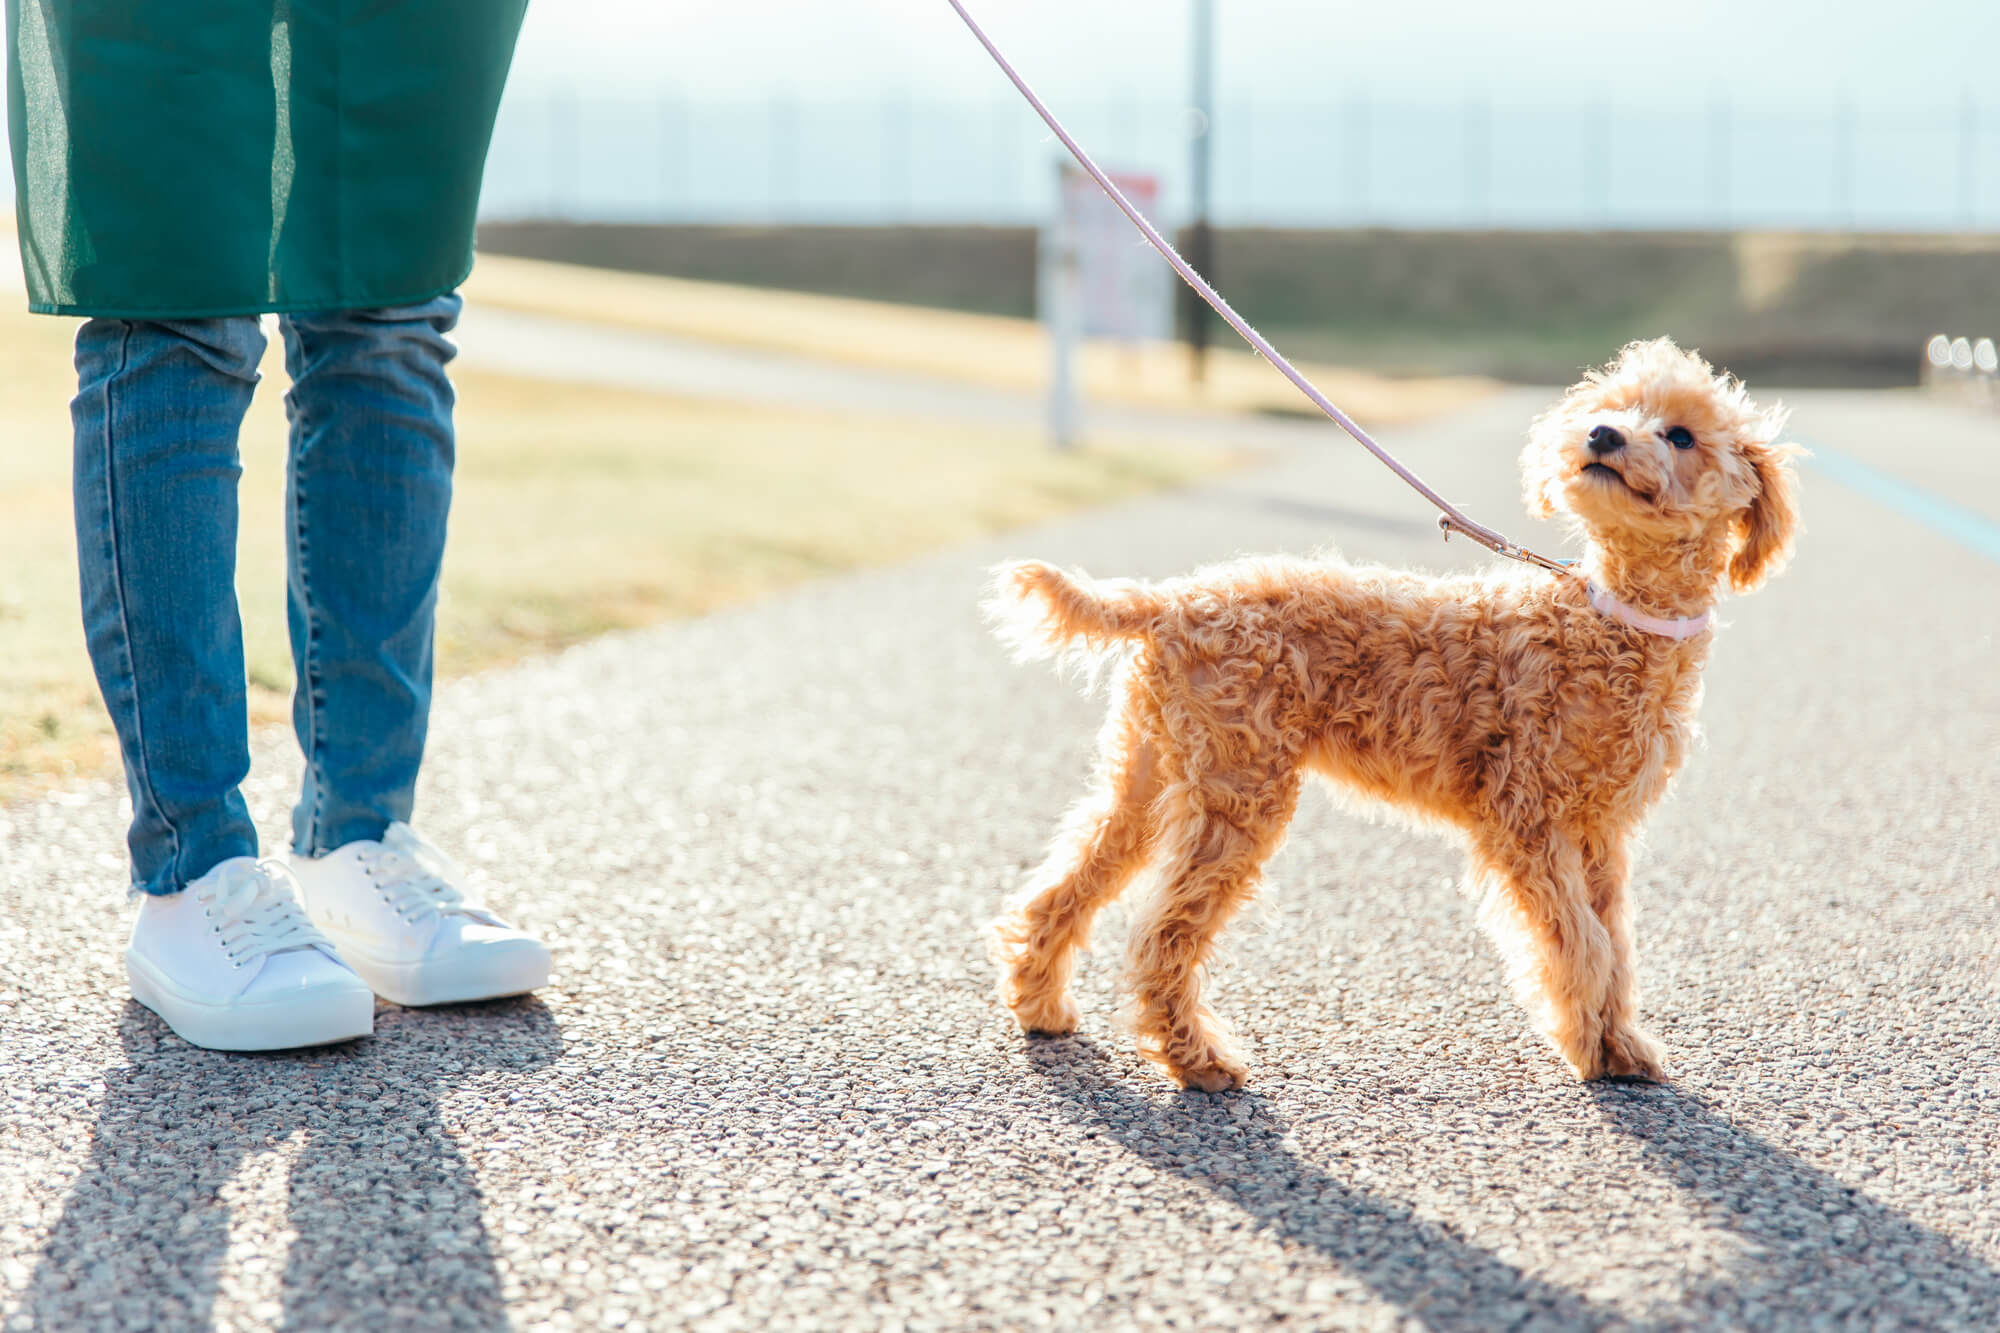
1728, 441, 1802, 591
1522, 467, 1558, 519
1520, 416, 1563, 518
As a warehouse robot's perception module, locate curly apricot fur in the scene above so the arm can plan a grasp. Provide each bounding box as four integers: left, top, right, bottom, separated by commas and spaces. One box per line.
987, 340, 1801, 1090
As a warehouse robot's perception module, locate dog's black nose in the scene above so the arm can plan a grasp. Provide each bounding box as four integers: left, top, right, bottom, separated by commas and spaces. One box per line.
1587, 425, 1626, 455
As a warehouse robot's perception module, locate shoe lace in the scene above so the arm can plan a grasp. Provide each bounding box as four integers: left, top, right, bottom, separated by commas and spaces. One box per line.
197, 859, 330, 967
368, 823, 473, 924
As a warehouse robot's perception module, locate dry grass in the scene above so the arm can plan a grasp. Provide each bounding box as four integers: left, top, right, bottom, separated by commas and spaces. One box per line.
436, 374, 1214, 668
0, 308, 122, 796
0, 304, 1222, 801
462, 253, 1498, 425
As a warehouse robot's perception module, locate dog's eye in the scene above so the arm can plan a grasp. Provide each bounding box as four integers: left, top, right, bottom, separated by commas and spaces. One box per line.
1665, 426, 1696, 450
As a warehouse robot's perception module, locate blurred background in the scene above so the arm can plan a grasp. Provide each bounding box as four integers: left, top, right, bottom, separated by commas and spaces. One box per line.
5, 0, 1996, 384
468, 0, 1998, 384
4, 0, 1997, 793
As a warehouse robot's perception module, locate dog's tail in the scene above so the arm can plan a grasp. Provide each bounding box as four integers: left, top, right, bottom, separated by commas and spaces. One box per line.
985, 560, 1166, 664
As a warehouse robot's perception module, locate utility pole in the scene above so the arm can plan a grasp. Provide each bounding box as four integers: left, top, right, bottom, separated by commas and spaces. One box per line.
1184, 0, 1215, 384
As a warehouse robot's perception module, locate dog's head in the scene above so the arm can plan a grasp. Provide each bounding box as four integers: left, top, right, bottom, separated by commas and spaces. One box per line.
1522, 338, 1801, 593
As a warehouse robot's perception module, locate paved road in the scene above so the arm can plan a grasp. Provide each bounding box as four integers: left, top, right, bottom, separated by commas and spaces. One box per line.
450, 304, 1343, 452
3, 371, 1997, 1331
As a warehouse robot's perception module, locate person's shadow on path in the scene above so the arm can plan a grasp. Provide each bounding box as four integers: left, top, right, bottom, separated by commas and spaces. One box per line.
1026, 1037, 2000, 1330
22, 996, 561, 1332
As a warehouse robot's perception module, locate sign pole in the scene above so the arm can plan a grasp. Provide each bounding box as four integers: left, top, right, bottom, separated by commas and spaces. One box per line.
1184, 0, 1215, 384
1048, 164, 1081, 451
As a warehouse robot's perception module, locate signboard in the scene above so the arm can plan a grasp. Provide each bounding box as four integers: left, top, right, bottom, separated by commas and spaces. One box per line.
1041, 165, 1172, 341
1039, 164, 1172, 447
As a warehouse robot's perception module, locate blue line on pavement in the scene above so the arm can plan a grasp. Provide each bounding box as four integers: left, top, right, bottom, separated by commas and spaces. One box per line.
1801, 440, 2000, 566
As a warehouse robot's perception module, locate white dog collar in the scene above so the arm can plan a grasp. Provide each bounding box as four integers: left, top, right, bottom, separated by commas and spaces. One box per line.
1587, 583, 1712, 640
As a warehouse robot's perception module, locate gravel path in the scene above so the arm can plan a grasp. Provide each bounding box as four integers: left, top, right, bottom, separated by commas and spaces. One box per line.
2, 387, 1995, 1332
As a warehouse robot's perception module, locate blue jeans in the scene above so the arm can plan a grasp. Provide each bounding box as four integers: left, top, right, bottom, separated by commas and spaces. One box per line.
72, 295, 461, 896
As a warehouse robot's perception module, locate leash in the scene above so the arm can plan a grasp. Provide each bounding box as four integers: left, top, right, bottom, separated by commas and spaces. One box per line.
944, 0, 1575, 577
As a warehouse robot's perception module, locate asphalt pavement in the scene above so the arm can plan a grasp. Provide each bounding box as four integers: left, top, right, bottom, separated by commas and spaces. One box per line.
2, 364, 1996, 1330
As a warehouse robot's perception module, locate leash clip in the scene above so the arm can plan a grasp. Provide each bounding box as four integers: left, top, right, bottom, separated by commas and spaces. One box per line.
1438, 512, 1502, 554
1441, 513, 1577, 577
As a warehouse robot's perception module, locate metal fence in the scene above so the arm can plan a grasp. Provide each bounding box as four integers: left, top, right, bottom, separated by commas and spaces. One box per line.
480, 89, 1997, 232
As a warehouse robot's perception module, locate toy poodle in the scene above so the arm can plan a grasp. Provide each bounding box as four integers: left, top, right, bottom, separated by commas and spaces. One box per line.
987, 338, 1800, 1091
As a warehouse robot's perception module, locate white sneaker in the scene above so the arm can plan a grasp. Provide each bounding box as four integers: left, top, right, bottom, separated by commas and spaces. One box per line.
290, 822, 552, 1006
125, 858, 376, 1052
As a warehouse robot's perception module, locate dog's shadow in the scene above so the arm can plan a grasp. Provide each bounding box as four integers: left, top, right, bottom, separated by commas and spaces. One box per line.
1586, 1081, 2000, 1325
21, 996, 562, 1332
1026, 1037, 2000, 1329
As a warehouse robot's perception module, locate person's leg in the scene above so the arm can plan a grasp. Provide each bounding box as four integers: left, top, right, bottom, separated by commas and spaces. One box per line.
277, 294, 460, 856
74, 316, 376, 1051
278, 293, 550, 1005
71, 316, 266, 894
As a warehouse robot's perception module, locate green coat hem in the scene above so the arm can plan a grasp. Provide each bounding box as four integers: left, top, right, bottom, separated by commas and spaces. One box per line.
20, 259, 478, 321
8, 0, 526, 316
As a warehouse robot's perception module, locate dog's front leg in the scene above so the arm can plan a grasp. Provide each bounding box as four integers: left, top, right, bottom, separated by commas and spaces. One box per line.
1474, 829, 1628, 1081
1581, 835, 1666, 1082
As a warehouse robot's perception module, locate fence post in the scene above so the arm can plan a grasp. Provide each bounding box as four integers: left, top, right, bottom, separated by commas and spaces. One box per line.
549, 90, 578, 219
1707, 93, 1731, 227
770, 94, 799, 221
660, 94, 685, 218
1831, 93, 1855, 228
883, 92, 911, 219
1960, 92, 1979, 229
1583, 95, 1611, 225
1464, 94, 1489, 226
1346, 91, 1368, 224
991, 98, 1018, 219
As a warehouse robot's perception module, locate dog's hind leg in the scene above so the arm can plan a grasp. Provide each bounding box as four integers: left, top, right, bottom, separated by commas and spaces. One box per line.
993, 703, 1164, 1035
1123, 761, 1302, 1092
1581, 836, 1666, 1082
1473, 829, 1623, 1081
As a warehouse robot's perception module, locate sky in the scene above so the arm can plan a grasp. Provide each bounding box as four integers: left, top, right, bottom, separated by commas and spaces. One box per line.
6, 3, 1991, 227
510, 0, 2000, 110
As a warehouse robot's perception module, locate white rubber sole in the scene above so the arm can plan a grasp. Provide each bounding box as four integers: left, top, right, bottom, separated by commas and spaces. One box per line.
125, 952, 375, 1052
319, 933, 552, 1007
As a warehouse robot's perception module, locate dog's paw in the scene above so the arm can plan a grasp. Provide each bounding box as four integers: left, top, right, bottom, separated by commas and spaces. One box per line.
1591, 1025, 1667, 1084
1134, 1014, 1250, 1092
1172, 1056, 1249, 1094
1008, 990, 1081, 1036
1160, 1036, 1249, 1093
